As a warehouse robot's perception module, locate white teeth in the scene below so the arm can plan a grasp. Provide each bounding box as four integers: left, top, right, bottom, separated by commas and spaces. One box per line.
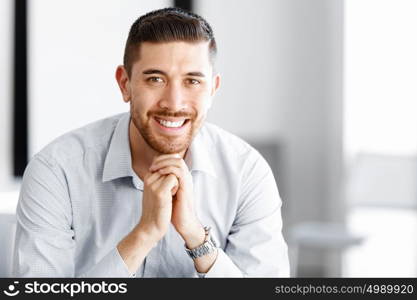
157, 118, 186, 128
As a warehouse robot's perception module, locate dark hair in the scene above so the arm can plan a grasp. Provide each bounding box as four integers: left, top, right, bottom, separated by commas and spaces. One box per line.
123, 7, 217, 77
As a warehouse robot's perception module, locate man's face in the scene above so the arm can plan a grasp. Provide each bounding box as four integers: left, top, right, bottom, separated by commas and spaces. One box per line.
118, 41, 220, 154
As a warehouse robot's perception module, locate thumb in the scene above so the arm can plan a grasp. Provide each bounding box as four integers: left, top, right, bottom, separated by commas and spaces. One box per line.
161, 174, 179, 195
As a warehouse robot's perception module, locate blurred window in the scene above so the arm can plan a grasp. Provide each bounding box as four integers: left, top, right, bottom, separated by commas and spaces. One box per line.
344, 0, 417, 277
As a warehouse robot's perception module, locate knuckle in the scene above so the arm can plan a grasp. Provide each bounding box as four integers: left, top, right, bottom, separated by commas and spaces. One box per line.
168, 174, 176, 180
159, 166, 168, 172
180, 161, 189, 171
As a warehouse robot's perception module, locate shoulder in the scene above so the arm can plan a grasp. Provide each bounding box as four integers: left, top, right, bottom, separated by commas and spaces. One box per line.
199, 123, 281, 216
33, 113, 126, 166
200, 122, 253, 155
199, 122, 270, 173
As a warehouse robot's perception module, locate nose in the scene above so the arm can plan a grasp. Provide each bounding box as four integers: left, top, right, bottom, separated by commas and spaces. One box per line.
158, 82, 187, 111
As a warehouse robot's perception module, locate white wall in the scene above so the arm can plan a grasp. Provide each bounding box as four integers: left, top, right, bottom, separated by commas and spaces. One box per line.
196, 0, 344, 275
345, 0, 417, 157
0, 0, 13, 190
197, 0, 287, 140
343, 0, 417, 277
196, 0, 344, 221
28, 0, 170, 156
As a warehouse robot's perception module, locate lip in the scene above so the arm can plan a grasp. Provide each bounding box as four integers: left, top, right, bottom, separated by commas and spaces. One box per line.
152, 117, 190, 134
154, 116, 189, 123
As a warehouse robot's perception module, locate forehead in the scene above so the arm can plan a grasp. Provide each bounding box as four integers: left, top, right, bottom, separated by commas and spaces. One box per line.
133, 41, 212, 73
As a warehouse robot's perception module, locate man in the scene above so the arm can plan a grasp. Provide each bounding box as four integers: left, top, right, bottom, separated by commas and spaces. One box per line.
13, 7, 289, 277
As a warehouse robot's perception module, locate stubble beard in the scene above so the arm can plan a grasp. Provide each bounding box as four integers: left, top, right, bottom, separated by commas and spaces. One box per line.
131, 109, 201, 155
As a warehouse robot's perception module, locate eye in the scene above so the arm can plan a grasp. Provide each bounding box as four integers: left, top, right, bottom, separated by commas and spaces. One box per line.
147, 77, 164, 84
187, 78, 201, 85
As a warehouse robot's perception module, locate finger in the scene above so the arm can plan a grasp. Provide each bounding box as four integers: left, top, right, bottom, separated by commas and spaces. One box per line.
159, 174, 179, 193
171, 184, 179, 196
149, 173, 177, 192
144, 170, 163, 186
148, 175, 177, 200
157, 166, 184, 184
153, 153, 182, 163
150, 158, 188, 173
149, 156, 181, 170
150, 154, 182, 168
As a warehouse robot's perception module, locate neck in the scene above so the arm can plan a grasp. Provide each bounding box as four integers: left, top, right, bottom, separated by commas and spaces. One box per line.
129, 120, 186, 180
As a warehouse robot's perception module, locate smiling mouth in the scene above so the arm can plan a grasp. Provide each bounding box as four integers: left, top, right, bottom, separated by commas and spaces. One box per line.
154, 117, 190, 129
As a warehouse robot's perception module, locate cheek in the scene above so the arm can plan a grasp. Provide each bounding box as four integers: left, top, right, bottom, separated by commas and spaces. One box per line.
189, 87, 212, 107
131, 88, 159, 112
194, 94, 213, 115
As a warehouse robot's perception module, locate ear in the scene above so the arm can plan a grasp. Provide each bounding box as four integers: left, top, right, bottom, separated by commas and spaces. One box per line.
115, 65, 131, 103
210, 73, 221, 97
205, 73, 221, 112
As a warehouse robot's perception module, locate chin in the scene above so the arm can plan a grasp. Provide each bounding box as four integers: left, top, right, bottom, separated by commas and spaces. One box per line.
149, 138, 191, 154
133, 114, 201, 154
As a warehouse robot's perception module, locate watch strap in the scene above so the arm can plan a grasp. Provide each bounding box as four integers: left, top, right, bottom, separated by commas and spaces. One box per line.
185, 226, 217, 259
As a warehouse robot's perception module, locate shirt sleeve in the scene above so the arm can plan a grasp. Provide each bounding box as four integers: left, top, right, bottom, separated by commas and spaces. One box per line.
203, 152, 290, 278
12, 155, 133, 277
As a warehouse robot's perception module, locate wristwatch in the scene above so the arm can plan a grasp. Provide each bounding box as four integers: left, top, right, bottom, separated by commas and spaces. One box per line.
185, 226, 217, 259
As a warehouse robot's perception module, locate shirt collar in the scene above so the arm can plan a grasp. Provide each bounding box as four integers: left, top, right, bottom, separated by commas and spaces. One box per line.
102, 112, 217, 183
102, 113, 134, 182
185, 128, 217, 178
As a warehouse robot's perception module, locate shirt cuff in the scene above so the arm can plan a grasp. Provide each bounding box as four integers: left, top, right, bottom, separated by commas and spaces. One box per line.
202, 248, 244, 278
79, 248, 135, 278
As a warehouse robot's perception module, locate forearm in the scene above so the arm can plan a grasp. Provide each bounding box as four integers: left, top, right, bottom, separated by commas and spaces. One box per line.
117, 226, 157, 275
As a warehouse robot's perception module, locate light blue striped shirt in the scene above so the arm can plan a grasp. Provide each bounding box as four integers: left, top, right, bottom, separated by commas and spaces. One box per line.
13, 112, 289, 277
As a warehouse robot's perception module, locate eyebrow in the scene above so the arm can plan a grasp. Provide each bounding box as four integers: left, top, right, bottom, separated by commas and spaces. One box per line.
186, 71, 205, 77
142, 69, 206, 77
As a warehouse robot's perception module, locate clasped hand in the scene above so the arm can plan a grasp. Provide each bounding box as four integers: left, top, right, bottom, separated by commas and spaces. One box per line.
137, 154, 204, 246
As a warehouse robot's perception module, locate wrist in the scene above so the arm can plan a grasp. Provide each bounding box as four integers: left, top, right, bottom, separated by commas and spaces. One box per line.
184, 226, 218, 274
133, 225, 160, 249
180, 223, 206, 249
117, 226, 158, 274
